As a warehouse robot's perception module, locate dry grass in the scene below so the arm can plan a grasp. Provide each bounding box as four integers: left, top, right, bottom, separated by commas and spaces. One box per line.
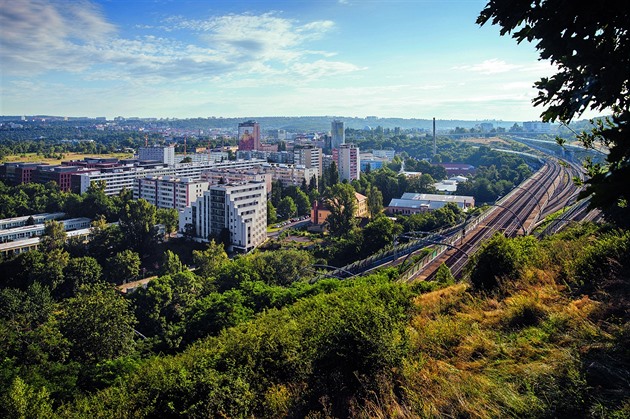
373, 226, 628, 418
1, 152, 133, 165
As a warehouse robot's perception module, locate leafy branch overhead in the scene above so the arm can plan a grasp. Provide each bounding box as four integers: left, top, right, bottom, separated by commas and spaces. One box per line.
478, 1, 630, 219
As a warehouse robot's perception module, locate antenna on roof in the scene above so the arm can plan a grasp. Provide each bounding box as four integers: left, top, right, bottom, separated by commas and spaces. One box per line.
184, 137, 187, 157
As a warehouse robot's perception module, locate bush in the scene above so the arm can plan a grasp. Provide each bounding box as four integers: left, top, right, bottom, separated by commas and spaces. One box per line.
468, 233, 537, 292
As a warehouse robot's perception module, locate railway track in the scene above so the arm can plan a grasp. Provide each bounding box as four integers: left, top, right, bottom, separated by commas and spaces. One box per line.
410, 159, 584, 281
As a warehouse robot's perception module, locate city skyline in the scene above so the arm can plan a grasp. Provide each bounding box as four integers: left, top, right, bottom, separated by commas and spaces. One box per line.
0, 0, 596, 121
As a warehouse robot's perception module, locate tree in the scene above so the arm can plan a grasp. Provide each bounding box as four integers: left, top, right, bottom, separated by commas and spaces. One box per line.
119, 199, 158, 255
328, 161, 339, 186
267, 200, 277, 225
105, 250, 141, 283
3, 376, 53, 419
156, 208, 178, 238
58, 283, 137, 364
467, 233, 537, 292
160, 250, 185, 276
367, 186, 384, 218
250, 249, 314, 286
62, 256, 103, 297
478, 1, 630, 222
88, 216, 123, 262
192, 240, 228, 279
40, 220, 66, 252
294, 189, 311, 217
325, 183, 357, 237
277, 196, 297, 220
361, 214, 401, 256
308, 175, 318, 192
270, 180, 283, 207
434, 262, 455, 285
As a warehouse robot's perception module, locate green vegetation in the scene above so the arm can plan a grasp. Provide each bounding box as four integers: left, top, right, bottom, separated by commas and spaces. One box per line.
478, 0, 630, 225
1, 223, 628, 417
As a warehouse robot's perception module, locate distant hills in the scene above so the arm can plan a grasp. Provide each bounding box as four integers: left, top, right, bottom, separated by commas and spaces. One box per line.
0, 115, 531, 132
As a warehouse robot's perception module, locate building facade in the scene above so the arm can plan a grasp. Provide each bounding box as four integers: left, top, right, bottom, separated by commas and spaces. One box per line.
293, 145, 323, 175
238, 120, 261, 151
138, 146, 176, 165
261, 163, 319, 188
386, 193, 475, 215
134, 176, 210, 210
180, 181, 267, 253
333, 144, 360, 182
331, 120, 345, 150
73, 158, 266, 196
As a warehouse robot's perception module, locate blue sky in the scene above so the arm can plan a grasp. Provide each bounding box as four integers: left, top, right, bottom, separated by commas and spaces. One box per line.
0, 0, 560, 120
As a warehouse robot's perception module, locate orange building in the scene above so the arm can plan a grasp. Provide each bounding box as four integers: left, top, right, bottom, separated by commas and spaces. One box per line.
310, 192, 369, 228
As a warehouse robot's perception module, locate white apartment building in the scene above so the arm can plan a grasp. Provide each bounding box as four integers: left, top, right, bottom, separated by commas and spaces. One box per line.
201, 168, 272, 193
74, 159, 266, 196
0, 218, 91, 243
138, 146, 176, 165
372, 148, 395, 161
180, 181, 267, 253
134, 176, 210, 210
176, 151, 228, 163
261, 163, 319, 188
333, 144, 360, 182
0, 212, 66, 230
293, 145, 323, 175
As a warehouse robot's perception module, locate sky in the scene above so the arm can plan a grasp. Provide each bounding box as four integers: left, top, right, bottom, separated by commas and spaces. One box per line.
0, 0, 560, 121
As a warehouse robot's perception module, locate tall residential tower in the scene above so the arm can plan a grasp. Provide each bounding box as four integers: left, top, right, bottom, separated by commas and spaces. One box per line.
331, 120, 345, 150
237, 120, 261, 151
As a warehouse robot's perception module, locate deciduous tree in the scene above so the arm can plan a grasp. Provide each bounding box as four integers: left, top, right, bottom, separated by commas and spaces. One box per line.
478, 0, 630, 222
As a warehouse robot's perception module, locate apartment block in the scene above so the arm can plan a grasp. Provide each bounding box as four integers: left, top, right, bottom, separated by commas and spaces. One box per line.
134, 176, 210, 210
180, 181, 267, 253
293, 145, 323, 175
138, 146, 176, 165
333, 143, 360, 182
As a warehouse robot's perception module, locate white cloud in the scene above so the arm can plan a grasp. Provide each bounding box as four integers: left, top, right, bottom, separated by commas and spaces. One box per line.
0, 2, 357, 85
0, 0, 115, 74
454, 59, 520, 75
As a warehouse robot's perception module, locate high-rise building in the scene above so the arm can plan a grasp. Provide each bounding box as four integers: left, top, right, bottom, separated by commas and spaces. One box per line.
331, 120, 345, 150
138, 146, 176, 165
238, 120, 261, 151
180, 181, 267, 253
293, 145, 323, 175
333, 144, 360, 182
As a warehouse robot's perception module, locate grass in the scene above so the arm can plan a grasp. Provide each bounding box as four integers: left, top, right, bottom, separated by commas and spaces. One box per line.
356, 223, 630, 418
1, 152, 133, 165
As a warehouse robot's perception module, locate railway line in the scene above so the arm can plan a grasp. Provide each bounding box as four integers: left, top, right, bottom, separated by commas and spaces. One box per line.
412, 158, 585, 281
314, 153, 596, 284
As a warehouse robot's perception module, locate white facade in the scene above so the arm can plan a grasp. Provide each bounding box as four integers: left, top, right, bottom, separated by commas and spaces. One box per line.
261, 163, 319, 188
201, 169, 272, 193
75, 159, 266, 196
0, 218, 91, 243
372, 149, 395, 161
176, 152, 228, 163
293, 145, 323, 175
0, 212, 65, 230
334, 144, 360, 182
181, 181, 267, 252
387, 193, 475, 215
138, 146, 176, 165
134, 176, 210, 210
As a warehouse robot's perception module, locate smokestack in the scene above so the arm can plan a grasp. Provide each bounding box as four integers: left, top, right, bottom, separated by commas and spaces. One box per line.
432, 117, 436, 156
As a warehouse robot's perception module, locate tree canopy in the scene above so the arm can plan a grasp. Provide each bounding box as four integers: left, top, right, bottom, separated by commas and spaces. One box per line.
478, 0, 630, 220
